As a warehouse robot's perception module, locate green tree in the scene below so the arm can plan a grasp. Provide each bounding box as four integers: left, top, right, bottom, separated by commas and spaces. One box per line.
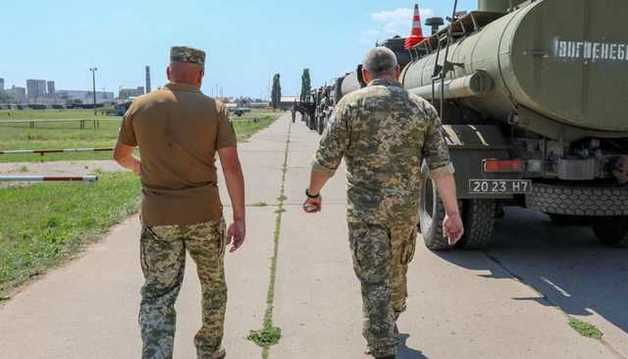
300, 69, 311, 102
271, 73, 282, 109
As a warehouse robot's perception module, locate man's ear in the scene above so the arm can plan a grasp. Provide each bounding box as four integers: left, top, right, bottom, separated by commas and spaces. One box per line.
362, 68, 371, 84
198, 69, 205, 85
395, 65, 401, 80
166, 65, 172, 81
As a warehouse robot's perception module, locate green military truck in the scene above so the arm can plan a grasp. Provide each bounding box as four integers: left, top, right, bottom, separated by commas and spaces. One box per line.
401, 0, 628, 249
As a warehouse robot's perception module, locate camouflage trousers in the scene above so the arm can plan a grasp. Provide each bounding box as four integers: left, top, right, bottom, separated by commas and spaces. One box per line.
348, 221, 417, 357
139, 219, 227, 359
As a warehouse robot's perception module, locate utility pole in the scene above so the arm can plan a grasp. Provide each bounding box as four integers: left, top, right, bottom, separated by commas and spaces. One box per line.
89, 67, 98, 115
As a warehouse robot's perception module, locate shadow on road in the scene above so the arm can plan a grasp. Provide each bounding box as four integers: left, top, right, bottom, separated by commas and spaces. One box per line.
397, 334, 429, 359
436, 207, 628, 337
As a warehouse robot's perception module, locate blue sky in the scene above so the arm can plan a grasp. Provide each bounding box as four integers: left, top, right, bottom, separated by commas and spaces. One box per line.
1, 0, 476, 98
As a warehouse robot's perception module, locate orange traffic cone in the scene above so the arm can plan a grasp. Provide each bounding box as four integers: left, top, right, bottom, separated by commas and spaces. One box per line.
404, 4, 425, 49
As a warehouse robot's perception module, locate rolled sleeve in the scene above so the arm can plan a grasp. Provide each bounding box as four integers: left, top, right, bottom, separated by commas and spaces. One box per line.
117, 110, 137, 146
216, 102, 237, 149
312, 109, 349, 176
430, 162, 455, 178
423, 108, 454, 178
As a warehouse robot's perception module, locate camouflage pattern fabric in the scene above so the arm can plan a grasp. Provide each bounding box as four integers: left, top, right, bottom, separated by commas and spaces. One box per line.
349, 222, 417, 357
313, 78, 452, 356
139, 219, 227, 359
170, 46, 206, 67
313, 78, 453, 225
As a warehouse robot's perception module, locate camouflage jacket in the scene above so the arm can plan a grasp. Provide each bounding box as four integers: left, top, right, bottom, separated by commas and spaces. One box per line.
313, 78, 454, 224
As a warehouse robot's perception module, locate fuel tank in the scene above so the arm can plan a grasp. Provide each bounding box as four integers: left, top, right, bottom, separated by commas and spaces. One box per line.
401, 0, 628, 134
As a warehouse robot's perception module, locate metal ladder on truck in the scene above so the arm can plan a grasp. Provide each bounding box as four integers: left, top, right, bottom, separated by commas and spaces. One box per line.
431, 0, 462, 121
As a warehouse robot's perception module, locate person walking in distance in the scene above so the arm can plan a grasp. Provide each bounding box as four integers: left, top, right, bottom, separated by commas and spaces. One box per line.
114, 46, 246, 359
303, 47, 464, 359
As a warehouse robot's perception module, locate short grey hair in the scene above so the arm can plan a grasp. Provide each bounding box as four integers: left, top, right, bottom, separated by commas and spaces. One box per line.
363, 47, 398, 77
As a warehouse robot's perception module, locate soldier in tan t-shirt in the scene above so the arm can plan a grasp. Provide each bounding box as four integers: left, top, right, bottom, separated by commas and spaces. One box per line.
114, 46, 245, 359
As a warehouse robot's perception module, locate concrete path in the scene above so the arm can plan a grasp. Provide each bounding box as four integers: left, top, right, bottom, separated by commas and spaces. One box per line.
1, 114, 626, 359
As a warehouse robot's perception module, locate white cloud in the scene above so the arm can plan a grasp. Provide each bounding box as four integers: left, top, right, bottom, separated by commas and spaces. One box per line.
362, 8, 434, 42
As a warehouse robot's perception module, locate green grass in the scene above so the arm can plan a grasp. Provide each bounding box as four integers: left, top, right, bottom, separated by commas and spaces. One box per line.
247, 326, 282, 348
0, 172, 141, 295
568, 317, 603, 340
0, 109, 279, 163
231, 112, 278, 142
0, 110, 121, 163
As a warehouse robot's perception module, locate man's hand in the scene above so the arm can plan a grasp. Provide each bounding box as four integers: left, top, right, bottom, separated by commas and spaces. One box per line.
113, 142, 141, 176
226, 219, 246, 253
303, 195, 322, 213
218, 147, 246, 253
443, 212, 464, 246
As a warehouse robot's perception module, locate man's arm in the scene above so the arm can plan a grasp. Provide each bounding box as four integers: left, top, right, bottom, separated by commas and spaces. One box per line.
113, 141, 140, 175
433, 174, 464, 243
114, 107, 140, 175
218, 146, 246, 252
422, 104, 464, 244
304, 108, 350, 213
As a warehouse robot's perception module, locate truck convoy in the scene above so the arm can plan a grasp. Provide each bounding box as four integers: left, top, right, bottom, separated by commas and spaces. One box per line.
301, 0, 628, 249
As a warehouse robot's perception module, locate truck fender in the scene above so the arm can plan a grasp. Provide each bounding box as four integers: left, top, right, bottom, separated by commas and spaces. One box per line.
424, 124, 514, 199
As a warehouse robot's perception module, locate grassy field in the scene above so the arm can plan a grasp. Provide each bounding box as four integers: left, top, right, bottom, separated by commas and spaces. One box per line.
0, 172, 141, 296
0, 109, 279, 163
0, 108, 281, 296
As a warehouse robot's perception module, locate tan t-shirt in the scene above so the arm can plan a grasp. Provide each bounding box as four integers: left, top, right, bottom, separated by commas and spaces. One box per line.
117, 82, 237, 226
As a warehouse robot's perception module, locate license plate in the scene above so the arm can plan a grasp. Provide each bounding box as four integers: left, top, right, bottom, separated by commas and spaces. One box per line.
469, 179, 532, 194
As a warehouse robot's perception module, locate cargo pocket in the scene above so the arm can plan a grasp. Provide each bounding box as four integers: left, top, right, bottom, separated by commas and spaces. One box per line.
401, 228, 417, 265
217, 219, 227, 257
349, 224, 391, 284
139, 226, 156, 272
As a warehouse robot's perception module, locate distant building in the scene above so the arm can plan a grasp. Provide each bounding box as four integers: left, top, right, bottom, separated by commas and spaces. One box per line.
0, 78, 4, 91
56, 90, 114, 105
119, 86, 145, 100
279, 96, 299, 110
47, 81, 56, 95
7, 86, 27, 104
26, 79, 47, 98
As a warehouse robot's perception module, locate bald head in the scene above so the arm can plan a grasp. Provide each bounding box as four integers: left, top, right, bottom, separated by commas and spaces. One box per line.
167, 62, 204, 88
362, 47, 400, 82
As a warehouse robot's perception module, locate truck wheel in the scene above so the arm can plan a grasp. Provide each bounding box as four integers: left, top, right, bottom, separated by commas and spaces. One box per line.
419, 179, 450, 251
459, 199, 496, 249
592, 217, 628, 247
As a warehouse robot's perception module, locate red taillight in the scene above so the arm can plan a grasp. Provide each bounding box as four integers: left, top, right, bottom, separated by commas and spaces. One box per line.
483, 159, 524, 173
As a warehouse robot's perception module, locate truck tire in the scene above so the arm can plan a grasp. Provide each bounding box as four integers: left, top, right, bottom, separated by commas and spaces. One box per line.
592, 217, 628, 247
459, 199, 496, 249
419, 179, 450, 251
527, 184, 628, 216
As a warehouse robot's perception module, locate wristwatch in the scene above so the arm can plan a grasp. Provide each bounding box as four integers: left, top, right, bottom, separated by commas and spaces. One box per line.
305, 189, 321, 199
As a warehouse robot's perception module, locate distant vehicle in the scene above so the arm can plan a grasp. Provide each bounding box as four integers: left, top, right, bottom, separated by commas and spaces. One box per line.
114, 101, 132, 116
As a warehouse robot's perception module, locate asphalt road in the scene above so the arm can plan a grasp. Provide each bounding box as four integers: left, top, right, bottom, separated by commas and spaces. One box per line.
0, 114, 625, 359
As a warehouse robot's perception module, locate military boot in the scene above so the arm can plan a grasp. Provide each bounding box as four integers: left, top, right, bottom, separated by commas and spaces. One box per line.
375, 356, 396, 359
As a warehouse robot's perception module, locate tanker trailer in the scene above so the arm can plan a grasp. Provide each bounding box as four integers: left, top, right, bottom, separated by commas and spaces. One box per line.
401, 0, 628, 249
